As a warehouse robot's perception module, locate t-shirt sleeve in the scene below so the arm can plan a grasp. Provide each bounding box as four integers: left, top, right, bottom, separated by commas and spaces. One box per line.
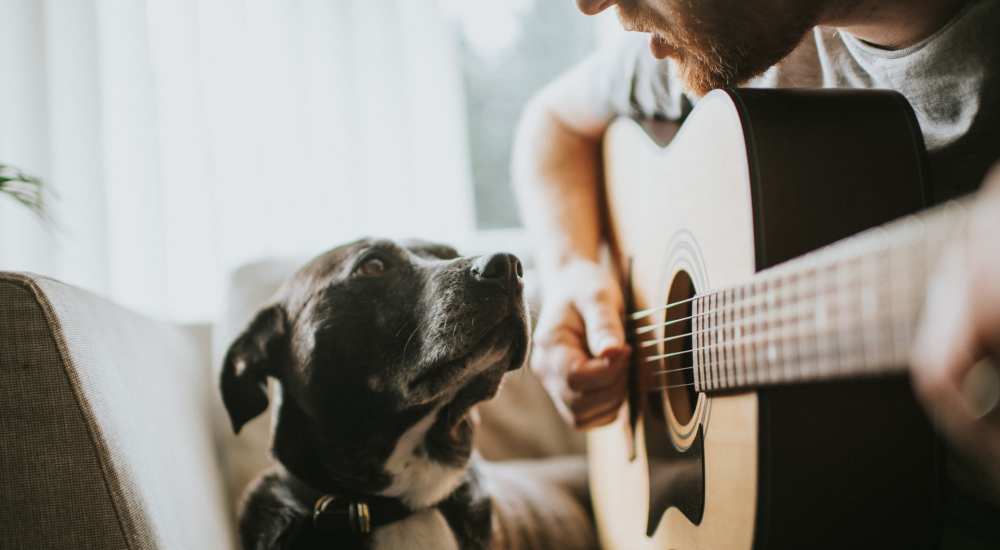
583, 32, 695, 122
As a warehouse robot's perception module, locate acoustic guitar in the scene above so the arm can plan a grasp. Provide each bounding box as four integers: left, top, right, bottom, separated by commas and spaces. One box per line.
589, 89, 968, 549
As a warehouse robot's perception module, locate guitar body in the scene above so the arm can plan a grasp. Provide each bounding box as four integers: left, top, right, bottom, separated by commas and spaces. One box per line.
589, 89, 940, 549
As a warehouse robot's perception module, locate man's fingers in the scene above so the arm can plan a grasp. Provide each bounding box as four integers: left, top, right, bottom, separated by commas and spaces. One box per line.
531, 334, 587, 379
566, 355, 628, 391
576, 290, 627, 357
911, 247, 984, 450
529, 269, 631, 431
532, 340, 627, 429
531, 337, 589, 423
574, 401, 622, 430
565, 375, 627, 416
557, 373, 626, 430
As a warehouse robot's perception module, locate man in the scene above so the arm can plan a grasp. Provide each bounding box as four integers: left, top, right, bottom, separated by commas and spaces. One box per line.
513, 0, 999, 540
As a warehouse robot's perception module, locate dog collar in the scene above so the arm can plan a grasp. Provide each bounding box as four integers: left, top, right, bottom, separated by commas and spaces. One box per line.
312, 493, 412, 535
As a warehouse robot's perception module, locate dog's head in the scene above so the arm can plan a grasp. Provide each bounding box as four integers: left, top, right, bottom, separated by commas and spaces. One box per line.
220, 238, 529, 506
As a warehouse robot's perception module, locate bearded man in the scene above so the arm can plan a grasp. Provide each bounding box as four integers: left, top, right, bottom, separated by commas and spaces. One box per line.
513, 0, 999, 546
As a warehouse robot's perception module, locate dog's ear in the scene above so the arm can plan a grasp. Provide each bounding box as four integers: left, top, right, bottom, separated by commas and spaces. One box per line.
220, 304, 288, 434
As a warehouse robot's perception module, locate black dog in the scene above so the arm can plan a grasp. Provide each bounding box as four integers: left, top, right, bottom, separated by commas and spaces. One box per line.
221, 238, 541, 549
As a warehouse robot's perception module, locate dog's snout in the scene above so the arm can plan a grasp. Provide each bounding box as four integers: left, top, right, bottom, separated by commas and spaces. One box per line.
472, 253, 523, 288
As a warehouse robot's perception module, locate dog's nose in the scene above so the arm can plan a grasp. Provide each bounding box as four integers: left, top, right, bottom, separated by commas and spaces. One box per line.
472, 253, 523, 289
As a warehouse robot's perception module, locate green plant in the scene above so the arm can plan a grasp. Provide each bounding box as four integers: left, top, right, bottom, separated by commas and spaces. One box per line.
0, 163, 47, 219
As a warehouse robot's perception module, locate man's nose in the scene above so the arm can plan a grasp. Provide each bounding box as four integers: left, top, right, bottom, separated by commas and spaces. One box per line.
576, 0, 617, 16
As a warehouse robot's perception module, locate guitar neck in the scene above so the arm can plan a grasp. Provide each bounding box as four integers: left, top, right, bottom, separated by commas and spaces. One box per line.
686, 200, 970, 392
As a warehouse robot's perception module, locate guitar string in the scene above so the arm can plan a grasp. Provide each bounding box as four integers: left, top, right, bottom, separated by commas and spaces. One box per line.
627, 249, 899, 322
646, 320, 908, 377
629, 281, 924, 358
643, 322, 910, 390
632, 288, 840, 338
650, 363, 910, 391
640, 239, 949, 391
612, 197, 964, 392
637, 294, 918, 357
630, 257, 911, 337
626, 220, 940, 323
640, 306, 915, 373
627, 199, 967, 332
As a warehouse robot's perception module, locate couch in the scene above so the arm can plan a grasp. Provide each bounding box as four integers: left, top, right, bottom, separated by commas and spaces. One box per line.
0, 272, 236, 549
0, 262, 582, 549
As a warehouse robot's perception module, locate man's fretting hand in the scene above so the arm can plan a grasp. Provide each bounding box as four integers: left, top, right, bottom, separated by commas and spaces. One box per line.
912, 165, 1000, 497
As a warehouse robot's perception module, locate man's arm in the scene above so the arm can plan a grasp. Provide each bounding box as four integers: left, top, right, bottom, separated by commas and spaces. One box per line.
513, 33, 690, 429
512, 58, 632, 430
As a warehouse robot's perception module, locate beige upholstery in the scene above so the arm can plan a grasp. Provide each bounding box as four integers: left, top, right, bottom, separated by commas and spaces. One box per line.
213, 259, 301, 510
0, 272, 236, 550
215, 258, 585, 508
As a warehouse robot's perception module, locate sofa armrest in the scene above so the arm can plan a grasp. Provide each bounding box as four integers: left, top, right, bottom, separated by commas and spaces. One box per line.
0, 272, 236, 550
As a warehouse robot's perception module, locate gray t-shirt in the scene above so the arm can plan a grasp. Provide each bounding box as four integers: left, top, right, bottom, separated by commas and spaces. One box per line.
591, 0, 999, 202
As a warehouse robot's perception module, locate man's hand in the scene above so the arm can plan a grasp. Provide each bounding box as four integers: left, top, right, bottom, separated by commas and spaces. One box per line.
912, 166, 1000, 495
531, 260, 631, 430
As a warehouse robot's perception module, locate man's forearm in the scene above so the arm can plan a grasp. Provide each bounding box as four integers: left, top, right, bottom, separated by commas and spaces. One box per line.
512, 95, 608, 280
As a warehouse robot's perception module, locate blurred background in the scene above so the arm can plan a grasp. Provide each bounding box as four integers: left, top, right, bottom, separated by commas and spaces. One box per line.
0, 0, 619, 322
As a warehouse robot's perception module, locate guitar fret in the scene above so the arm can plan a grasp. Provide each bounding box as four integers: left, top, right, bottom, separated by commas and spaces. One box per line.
837, 257, 851, 376
727, 289, 737, 389
703, 294, 711, 390
718, 291, 726, 390
754, 279, 766, 386
794, 271, 808, 381
752, 281, 761, 387
735, 286, 745, 387
888, 239, 903, 366
647, 200, 970, 396
861, 252, 878, 373
782, 280, 792, 381
724, 290, 731, 388
721, 291, 729, 389
712, 292, 721, 390
707, 292, 716, 391
704, 294, 711, 389
695, 296, 704, 391
768, 278, 779, 384
720, 290, 728, 389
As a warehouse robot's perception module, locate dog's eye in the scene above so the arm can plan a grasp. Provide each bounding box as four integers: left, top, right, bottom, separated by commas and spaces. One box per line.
356, 257, 387, 277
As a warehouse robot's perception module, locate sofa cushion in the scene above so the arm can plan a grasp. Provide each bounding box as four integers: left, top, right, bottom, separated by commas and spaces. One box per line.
0, 273, 236, 550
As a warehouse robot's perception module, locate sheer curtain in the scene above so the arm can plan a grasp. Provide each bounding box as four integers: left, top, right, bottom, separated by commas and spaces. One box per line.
0, 0, 474, 322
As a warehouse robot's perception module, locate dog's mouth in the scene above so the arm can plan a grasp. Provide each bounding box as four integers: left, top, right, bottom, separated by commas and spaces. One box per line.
407, 310, 529, 405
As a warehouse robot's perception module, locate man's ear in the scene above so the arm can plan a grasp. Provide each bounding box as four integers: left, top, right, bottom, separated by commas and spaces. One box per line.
220, 304, 288, 434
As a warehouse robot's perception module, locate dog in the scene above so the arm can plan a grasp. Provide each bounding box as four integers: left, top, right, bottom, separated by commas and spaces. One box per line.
220, 238, 595, 549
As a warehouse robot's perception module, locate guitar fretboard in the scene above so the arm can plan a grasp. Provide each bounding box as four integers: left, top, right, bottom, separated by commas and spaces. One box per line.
638, 200, 970, 393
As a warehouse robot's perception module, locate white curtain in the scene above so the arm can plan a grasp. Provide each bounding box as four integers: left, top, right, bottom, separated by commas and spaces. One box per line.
0, 0, 475, 322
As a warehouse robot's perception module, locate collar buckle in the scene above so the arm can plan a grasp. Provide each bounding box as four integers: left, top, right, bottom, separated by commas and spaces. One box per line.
313, 495, 372, 534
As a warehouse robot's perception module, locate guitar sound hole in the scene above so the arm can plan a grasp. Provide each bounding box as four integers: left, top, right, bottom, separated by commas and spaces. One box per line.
662, 270, 698, 426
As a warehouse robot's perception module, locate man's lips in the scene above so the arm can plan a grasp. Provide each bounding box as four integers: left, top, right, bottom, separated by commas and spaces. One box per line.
579, 0, 616, 16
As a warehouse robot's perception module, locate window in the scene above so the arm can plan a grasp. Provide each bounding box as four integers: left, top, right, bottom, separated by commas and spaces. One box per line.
446, 1, 611, 230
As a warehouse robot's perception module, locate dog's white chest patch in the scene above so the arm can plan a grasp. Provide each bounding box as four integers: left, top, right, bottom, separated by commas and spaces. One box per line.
371, 508, 459, 550
381, 407, 466, 509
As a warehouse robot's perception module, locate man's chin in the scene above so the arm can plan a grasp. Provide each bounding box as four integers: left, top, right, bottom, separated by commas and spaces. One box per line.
662, 54, 726, 97
674, 52, 772, 97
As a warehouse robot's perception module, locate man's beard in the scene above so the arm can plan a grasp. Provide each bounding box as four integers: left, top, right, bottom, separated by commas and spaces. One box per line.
616, 0, 823, 96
